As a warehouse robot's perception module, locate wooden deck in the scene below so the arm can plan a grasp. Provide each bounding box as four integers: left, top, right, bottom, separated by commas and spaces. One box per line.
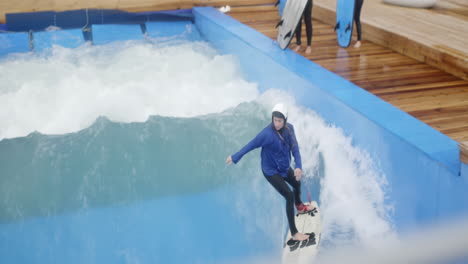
228, 4, 468, 162
312, 0, 468, 80
0, 0, 277, 24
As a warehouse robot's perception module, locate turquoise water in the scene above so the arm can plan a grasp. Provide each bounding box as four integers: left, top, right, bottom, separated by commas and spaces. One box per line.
0, 103, 268, 223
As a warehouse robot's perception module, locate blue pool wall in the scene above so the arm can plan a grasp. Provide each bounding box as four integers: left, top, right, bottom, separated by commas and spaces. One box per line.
0, 9, 196, 56
3, 9, 194, 32
192, 7, 468, 232
1, 187, 268, 264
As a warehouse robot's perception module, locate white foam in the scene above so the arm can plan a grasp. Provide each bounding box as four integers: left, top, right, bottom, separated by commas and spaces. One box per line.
0, 40, 259, 139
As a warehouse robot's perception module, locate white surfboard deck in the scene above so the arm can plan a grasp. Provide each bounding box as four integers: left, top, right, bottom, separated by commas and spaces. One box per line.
276, 0, 308, 50
282, 201, 321, 264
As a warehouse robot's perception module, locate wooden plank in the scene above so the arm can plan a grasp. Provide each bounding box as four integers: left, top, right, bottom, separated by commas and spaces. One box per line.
427, 116, 468, 131
312, 53, 419, 70
392, 98, 468, 113
372, 80, 468, 95
445, 126, 468, 141
0, 0, 277, 23
410, 105, 468, 120
425, 115, 468, 129
389, 91, 468, 108
452, 133, 468, 142
341, 64, 438, 82
433, 0, 468, 20
343, 65, 442, 82
229, 5, 277, 13
380, 86, 468, 101
445, 131, 468, 142
354, 74, 459, 90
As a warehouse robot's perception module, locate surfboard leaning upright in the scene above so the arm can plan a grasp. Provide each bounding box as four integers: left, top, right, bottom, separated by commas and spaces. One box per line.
276, 0, 308, 50
282, 201, 321, 264
335, 0, 356, 48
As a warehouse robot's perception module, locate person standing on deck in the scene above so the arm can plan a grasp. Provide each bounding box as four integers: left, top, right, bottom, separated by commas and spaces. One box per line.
354, 0, 364, 48
294, 0, 313, 54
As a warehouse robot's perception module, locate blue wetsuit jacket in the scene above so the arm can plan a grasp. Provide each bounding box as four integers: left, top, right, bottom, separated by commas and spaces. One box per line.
232, 123, 302, 177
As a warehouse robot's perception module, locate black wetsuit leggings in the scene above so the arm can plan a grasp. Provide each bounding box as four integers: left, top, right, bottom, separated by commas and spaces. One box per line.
263, 168, 303, 236
295, 0, 313, 46
354, 0, 364, 41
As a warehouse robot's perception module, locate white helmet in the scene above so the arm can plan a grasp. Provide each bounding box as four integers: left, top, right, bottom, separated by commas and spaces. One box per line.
272, 103, 288, 120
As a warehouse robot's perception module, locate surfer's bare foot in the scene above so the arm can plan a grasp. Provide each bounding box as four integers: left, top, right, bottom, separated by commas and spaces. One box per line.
305, 203, 316, 211
292, 232, 310, 241
294, 45, 301, 52
305, 46, 312, 54
354, 41, 361, 48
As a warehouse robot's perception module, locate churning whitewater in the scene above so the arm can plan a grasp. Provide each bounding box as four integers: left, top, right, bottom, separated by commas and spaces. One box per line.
0, 40, 395, 256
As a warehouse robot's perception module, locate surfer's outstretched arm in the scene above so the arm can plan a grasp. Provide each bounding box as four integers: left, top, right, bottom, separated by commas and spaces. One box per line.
226, 128, 268, 165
